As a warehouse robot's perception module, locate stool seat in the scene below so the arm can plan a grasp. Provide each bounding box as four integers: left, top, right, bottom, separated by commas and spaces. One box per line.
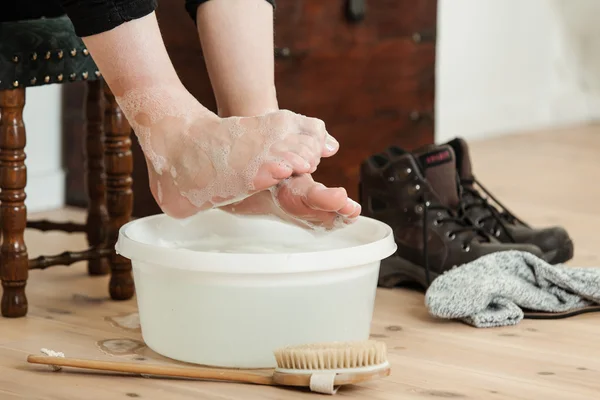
0, 16, 100, 90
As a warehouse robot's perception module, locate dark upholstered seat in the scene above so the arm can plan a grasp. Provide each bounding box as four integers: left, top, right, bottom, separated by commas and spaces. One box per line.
0, 16, 101, 90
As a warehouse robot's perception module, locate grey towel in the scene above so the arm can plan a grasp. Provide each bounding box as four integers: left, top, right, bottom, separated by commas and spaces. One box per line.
424, 250, 600, 328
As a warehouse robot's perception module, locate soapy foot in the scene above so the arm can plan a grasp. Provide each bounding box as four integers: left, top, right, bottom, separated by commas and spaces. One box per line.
117, 85, 339, 219
221, 174, 361, 229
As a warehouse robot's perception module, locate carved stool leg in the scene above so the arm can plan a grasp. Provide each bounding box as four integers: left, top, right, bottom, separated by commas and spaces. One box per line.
103, 85, 134, 300
0, 89, 28, 317
85, 80, 110, 276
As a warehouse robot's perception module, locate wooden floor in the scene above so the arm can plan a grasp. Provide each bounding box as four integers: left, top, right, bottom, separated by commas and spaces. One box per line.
1, 126, 599, 399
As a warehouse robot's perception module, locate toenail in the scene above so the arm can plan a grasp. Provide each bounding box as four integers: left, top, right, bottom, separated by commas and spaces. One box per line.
348, 199, 360, 209
325, 135, 339, 152
339, 199, 360, 216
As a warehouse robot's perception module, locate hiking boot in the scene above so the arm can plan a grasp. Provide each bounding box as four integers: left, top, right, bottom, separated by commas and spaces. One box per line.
359, 145, 543, 290
446, 137, 574, 264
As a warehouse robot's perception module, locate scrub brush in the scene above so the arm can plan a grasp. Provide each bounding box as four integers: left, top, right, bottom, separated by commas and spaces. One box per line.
27, 340, 390, 395
272, 340, 390, 394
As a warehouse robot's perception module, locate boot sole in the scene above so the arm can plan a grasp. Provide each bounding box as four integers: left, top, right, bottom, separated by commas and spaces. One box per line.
524, 305, 600, 320
542, 239, 574, 265
379, 238, 574, 290
378, 256, 438, 291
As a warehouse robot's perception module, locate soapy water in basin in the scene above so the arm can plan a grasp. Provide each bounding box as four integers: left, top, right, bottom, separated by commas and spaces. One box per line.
164, 232, 362, 254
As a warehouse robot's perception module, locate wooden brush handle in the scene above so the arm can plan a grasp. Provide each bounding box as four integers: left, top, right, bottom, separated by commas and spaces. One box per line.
27, 355, 274, 386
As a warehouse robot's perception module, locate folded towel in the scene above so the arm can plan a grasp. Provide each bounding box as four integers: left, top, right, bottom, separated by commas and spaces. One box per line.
424, 250, 600, 328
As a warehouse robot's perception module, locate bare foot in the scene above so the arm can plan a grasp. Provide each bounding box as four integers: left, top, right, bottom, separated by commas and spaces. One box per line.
221, 174, 361, 229
118, 85, 339, 219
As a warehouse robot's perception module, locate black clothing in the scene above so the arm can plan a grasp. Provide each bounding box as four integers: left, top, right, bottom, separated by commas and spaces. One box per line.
1, 0, 275, 37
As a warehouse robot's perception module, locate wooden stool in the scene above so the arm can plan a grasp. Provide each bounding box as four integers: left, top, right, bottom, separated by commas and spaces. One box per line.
0, 16, 135, 318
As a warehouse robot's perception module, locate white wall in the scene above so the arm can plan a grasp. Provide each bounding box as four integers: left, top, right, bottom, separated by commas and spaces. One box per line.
436, 0, 600, 142
23, 85, 65, 212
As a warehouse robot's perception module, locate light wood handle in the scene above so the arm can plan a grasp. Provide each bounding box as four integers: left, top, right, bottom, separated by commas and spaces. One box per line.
27, 355, 274, 386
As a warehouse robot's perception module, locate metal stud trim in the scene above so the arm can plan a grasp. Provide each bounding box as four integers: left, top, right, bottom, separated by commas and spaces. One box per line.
82, 71, 89, 80
12, 55, 19, 63
12, 81, 19, 88
45, 51, 51, 60
57, 74, 64, 82
30, 77, 37, 85
69, 73, 76, 81
44, 76, 50, 83
70, 49, 77, 57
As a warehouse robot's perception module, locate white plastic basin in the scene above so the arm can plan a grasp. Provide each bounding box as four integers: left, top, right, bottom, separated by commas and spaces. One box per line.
115, 209, 396, 368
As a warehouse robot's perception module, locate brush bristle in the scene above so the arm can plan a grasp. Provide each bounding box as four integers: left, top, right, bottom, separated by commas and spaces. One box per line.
273, 340, 387, 370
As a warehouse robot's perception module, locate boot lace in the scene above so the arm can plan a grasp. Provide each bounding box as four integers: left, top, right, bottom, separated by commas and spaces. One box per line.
460, 177, 530, 243
421, 193, 488, 286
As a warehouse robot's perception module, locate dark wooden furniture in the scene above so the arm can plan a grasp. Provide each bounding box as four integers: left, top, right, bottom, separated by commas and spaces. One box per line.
0, 16, 134, 318
273, 0, 437, 199
65, 0, 437, 217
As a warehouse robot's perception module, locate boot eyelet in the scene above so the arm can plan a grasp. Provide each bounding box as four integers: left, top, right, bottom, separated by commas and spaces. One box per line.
462, 244, 471, 252
446, 232, 456, 240
415, 205, 424, 214
494, 229, 501, 237
387, 176, 395, 182
407, 184, 421, 196
433, 219, 442, 226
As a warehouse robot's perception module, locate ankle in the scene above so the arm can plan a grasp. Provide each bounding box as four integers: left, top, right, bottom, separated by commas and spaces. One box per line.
116, 83, 216, 127
217, 93, 279, 118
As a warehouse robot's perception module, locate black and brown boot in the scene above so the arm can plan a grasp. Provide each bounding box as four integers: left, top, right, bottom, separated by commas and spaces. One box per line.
359, 145, 543, 290
445, 137, 574, 264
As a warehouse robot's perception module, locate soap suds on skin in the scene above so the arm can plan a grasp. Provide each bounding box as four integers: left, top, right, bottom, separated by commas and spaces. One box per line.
269, 180, 350, 231
115, 86, 327, 214
268, 184, 321, 231
214, 174, 358, 231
